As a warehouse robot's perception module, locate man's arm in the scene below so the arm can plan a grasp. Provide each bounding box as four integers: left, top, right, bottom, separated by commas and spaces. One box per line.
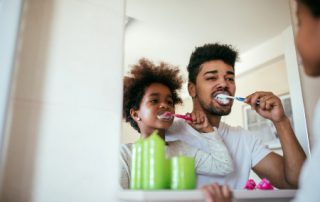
247, 92, 306, 189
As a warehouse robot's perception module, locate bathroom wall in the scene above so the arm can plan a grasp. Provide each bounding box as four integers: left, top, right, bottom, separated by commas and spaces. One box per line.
1, 0, 124, 201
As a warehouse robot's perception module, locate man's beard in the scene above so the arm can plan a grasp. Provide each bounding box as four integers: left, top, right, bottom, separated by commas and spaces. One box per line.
199, 98, 232, 116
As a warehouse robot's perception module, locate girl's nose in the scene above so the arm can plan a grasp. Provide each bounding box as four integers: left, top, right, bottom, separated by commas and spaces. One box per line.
159, 103, 169, 109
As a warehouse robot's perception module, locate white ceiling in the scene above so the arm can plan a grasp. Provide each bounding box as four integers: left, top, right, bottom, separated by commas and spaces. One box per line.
124, 0, 292, 92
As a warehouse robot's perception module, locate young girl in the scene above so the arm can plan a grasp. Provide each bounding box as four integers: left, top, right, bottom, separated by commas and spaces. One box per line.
120, 58, 233, 189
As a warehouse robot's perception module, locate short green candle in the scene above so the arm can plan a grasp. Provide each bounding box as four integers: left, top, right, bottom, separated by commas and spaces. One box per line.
142, 130, 165, 189
171, 156, 196, 190
130, 139, 143, 189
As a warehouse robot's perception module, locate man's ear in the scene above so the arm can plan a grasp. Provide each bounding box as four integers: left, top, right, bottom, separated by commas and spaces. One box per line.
188, 82, 196, 98
130, 108, 140, 122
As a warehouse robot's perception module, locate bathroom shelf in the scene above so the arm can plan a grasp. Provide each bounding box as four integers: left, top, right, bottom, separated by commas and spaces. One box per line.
118, 189, 296, 202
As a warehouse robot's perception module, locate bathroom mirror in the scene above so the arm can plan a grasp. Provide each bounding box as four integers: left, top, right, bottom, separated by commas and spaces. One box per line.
122, 0, 310, 157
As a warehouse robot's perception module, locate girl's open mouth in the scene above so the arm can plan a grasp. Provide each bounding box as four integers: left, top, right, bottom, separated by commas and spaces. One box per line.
157, 111, 174, 121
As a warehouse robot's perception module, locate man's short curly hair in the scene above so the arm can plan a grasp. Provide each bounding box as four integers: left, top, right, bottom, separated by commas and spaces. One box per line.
123, 58, 183, 133
187, 43, 239, 84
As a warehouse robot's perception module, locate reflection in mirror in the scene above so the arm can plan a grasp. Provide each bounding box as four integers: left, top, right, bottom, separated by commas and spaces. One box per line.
121, 0, 310, 187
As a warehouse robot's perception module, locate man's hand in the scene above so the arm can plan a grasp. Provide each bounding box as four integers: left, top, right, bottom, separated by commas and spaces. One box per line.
201, 184, 232, 202
246, 91, 306, 188
245, 91, 286, 123
186, 110, 213, 133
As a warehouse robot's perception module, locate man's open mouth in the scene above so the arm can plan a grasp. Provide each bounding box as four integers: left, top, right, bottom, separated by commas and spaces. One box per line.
212, 91, 232, 105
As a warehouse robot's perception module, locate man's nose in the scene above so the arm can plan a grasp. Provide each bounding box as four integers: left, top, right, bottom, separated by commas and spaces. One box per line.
216, 78, 228, 89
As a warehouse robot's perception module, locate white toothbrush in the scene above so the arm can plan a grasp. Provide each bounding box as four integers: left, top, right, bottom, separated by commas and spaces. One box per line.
215, 94, 246, 102
215, 94, 260, 104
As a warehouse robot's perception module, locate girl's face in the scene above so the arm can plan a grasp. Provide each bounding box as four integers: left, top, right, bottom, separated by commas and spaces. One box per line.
132, 83, 175, 138
296, 2, 320, 76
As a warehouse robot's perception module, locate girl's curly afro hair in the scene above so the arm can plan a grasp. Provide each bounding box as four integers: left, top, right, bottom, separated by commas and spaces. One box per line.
123, 58, 183, 133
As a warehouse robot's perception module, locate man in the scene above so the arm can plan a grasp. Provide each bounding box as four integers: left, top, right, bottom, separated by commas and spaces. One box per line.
292, 0, 320, 201
166, 43, 306, 190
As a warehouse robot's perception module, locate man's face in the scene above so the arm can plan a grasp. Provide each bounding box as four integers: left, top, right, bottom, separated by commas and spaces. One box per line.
189, 60, 236, 116
296, 2, 320, 77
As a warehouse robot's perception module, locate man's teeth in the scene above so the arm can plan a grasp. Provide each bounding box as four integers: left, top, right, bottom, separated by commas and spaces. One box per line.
214, 96, 230, 104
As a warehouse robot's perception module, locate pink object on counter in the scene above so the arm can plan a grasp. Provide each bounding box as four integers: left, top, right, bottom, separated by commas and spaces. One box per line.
256, 178, 274, 190
244, 179, 256, 190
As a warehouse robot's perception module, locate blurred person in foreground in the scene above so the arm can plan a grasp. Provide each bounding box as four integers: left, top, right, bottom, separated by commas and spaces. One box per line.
293, 0, 320, 201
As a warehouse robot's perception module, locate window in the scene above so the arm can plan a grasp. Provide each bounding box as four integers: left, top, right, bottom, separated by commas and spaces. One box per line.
243, 94, 293, 149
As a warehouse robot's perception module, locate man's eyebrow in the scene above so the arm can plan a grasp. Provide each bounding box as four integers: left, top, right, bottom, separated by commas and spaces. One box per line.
203, 70, 218, 75
227, 70, 235, 75
203, 70, 235, 75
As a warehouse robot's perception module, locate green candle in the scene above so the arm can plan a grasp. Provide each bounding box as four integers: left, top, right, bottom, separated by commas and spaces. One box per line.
142, 136, 150, 189
163, 158, 171, 189
130, 139, 143, 189
143, 130, 165, 189
171, 156, 196, 190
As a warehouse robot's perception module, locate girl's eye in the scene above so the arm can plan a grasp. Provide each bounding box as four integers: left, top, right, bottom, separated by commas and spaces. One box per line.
150, 99, 158, 104
167, 100, 174, 106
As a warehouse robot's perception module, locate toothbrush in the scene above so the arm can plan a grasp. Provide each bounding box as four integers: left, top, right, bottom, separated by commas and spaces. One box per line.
173, 113, 193, 121
158, 111, 193, 121
216, 94, 260, 104
216, 94, 246, 102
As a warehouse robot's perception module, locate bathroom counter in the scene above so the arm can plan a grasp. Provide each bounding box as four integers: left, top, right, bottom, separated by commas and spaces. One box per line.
118, 189, 296, 202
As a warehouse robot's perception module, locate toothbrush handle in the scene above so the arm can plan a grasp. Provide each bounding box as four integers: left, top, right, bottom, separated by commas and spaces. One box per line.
235, 97, 246, 102
236, 97, 260, 105
174, 114, 193, 121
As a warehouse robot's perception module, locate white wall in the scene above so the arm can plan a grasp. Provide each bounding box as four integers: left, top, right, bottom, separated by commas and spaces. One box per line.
0, 0, 23, 180
0, 0, 124, 201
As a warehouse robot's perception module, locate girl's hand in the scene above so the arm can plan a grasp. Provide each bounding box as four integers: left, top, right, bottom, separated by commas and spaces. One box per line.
186, 110, 213, 133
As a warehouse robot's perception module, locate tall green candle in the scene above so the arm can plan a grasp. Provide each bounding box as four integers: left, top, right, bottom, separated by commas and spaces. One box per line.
163, 158, 171, 189
130, 139, 143, 189
142, 136, 150, 189
171, 156, 196, 190
143, 130, 165, 189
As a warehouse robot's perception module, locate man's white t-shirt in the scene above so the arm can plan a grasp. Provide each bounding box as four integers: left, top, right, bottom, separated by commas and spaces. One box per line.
293, 100, 320, 202
166, 119, 271, 189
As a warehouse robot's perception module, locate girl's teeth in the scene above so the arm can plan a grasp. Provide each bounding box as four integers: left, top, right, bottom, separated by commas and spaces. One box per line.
157, 112, 173, 120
